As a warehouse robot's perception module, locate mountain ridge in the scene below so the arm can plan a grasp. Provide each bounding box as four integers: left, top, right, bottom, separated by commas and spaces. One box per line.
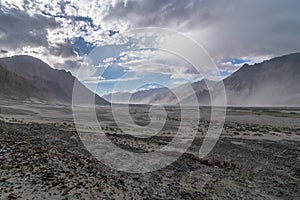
103, 53, 300, 106
0, 55, 109, 105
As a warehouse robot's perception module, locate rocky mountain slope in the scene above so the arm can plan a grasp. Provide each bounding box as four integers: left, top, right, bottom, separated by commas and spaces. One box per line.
213, 53, 300, 105
0, 55, 109, 105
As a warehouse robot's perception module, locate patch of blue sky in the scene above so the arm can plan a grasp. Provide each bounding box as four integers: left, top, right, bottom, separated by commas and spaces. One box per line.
99, 64, 128, 80
86, 43, 131, 66
95, 72, 175, 95
108, 30, 119, 37
74, 16, 101, 30
220, 70, 231, 78
74, 37, 95, 56
59, 1, 70, 14
230, 58, 251, 65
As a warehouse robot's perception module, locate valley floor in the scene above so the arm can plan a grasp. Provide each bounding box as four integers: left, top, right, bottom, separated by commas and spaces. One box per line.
0, 101, 299, 199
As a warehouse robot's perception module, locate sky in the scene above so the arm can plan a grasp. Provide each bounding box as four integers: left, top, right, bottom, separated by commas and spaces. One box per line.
0, 0, 299, 95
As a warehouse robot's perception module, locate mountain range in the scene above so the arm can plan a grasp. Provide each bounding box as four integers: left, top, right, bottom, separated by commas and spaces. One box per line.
103, 79, 216, 105
103, 53, 300, 106
0, 55, 109, 105
0, 53, 299, 106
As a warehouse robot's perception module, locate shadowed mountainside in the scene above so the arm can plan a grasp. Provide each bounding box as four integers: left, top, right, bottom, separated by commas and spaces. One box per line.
213, 53, 300, 106
0, 55, 109, 105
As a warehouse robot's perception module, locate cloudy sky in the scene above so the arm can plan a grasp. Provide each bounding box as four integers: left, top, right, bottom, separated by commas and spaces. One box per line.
0, 0, 299, 95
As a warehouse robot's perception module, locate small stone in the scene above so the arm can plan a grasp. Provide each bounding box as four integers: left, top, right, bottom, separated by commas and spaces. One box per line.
233, 131, 240, 135
7, 193, 19, 199
70, 136, 77, 140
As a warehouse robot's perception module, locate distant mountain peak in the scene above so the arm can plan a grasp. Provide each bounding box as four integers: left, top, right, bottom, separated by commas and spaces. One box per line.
103, 53, 300, 106
137, 83, 165, 91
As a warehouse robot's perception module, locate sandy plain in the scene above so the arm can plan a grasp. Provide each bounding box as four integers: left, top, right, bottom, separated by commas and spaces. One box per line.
0, 99, 299, 199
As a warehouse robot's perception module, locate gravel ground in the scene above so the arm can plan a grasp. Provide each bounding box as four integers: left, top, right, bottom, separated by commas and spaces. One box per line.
0, 104, 300, 199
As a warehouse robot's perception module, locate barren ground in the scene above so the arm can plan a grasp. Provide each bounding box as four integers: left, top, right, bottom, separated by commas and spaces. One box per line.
0, 100, 299, 199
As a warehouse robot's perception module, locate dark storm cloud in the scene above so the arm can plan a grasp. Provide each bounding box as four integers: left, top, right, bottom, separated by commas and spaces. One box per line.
48, 41, 77, 58
0, 7, 58, 50
0, 49, 8, 54
104, 0, 300, 58
204, 0, 300, 57
0, 5, 78, 70
104, 0, 223, 28
0, 0, 299, 74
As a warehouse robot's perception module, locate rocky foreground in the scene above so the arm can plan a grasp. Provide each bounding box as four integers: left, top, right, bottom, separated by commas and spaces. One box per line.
0, 117, 299, 199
